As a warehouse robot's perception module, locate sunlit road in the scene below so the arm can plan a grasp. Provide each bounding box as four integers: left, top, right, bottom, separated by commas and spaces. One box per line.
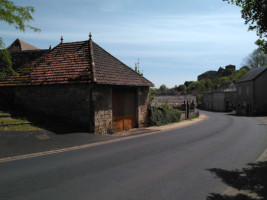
1, 111, 267, 200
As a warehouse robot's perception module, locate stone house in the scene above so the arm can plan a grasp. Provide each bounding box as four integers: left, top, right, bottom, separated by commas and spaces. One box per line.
236, 66, 267, 115
202, 81, 236, 112
0, 35, 154, 133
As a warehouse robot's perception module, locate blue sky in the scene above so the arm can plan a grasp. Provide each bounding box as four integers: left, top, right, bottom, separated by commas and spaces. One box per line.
1, 0, 258, 88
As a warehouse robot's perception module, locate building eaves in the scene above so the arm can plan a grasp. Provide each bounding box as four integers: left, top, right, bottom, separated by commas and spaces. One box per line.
237, 65, 267, 83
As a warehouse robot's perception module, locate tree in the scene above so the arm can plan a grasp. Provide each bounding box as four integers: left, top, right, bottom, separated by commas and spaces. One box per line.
159, 84, 168, 92
233, 67, 249, 80
0, 0, 40, 78
223, 0, 267, 53
242, 49, 267, 68
184, 81, 193, 88
205, 79, 213, 91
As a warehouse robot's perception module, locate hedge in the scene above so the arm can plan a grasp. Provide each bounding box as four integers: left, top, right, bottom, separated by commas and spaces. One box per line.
148, 103, 181, 126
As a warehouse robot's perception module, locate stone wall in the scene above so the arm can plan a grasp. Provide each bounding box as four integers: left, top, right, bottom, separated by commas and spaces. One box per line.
202, 92, 213, 111
0, 84, 92, 130
0, 84, 151, 134
236, 81, 254, 115
93, 85, 113, 134
254, 70, 267, 114
213, 91, 225, 112
137, 87, 149, 128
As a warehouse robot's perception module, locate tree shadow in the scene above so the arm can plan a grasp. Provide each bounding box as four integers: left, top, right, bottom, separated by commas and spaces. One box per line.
207, 161, 267, 200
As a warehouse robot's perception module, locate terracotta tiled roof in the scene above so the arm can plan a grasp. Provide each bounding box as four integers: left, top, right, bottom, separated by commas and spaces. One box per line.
92, 42, 153, 86
0, 38, 154, 87
7, 38, 40, 51
237, 65, 267, 83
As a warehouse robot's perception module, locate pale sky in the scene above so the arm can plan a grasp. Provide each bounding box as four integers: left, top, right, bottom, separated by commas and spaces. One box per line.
0, 0, 258, 88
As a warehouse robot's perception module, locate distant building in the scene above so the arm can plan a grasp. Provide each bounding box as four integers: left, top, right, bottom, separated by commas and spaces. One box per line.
225, 64, 236, 72
2, 38, 48, 71
236, 66, 267, 115
198, 65, 236, 81
202, 81, 236, 112
198, 70, 217, 81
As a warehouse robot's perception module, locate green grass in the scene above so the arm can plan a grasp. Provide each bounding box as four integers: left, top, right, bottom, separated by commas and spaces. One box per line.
0, 111, 9, 115
0, 110, 42, 131
0, 117, 28, 125
0, 124, 42, 131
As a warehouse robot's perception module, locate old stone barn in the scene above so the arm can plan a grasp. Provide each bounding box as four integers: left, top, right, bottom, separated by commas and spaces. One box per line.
0, 36, 154, 133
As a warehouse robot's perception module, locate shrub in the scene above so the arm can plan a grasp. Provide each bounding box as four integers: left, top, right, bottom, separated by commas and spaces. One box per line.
148, 103, 181, 126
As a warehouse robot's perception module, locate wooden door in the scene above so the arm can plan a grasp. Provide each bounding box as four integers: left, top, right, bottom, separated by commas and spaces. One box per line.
112, 88, 136, 132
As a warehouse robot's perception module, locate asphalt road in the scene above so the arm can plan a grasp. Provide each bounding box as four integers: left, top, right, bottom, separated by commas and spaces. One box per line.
0, 111, 267, 200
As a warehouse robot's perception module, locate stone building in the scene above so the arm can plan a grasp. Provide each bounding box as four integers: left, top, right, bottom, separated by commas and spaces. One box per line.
202, 81, 236, 112
198, 65, 236, 81
236, 66, 267, 115
4, 38, 48, 71
0, 35, 154, 133
198, 70, 217, 81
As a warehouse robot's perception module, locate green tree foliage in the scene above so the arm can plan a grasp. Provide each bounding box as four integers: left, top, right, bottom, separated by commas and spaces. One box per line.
134, 59, 143, 76
184, 81, 193, 88
0, 0, 40, 78
223, 0, 267, 52
242, 49, 267, 68
159, 84, 168, 92
187, 80, 206, 93
205, 79, 213, 91
173, 84, 187, 93
232, 67, 249, 80
0, 49, 13, 79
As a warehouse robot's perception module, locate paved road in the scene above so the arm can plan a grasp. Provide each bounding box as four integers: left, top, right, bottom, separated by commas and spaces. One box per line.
0, 111, 267, 200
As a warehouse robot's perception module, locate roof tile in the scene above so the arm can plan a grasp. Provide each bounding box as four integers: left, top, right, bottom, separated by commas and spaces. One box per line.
0, 39, 154, 87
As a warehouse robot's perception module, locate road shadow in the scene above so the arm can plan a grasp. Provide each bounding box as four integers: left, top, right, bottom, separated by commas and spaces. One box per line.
207, 161, 267, 200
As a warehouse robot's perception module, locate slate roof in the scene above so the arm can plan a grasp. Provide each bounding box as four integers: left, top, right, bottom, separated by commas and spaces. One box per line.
7, 38, 40, 51
237, 65, 267, 83
0, 38, 154, 87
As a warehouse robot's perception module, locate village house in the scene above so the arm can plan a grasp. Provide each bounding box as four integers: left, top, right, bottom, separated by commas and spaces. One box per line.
0, 35, 154, 133
202, 81, 236, 112
236, 65, 267, 115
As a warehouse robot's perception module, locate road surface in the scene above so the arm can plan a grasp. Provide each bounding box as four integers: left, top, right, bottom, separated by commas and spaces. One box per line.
0, 111, 267, 200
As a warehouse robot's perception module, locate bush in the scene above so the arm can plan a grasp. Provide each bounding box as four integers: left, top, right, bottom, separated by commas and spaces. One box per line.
148, 103, 181, 126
